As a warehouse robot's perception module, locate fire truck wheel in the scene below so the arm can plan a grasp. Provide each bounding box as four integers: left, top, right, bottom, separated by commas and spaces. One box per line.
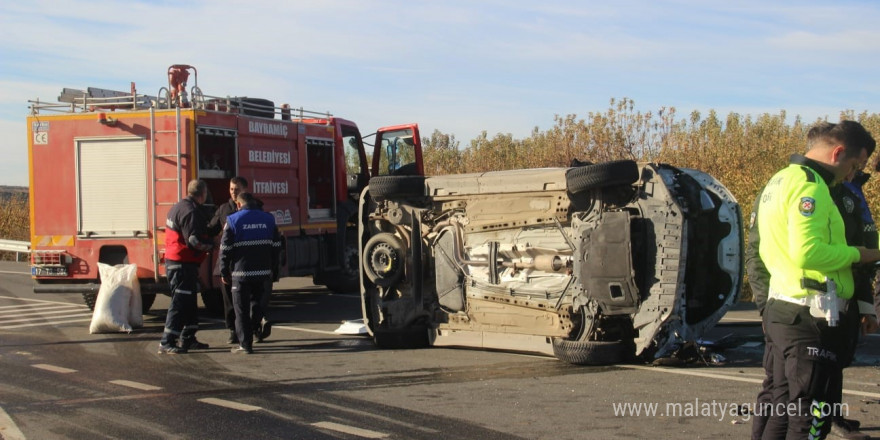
317, 232, 360, 294
82, 293, 97, 311
141, 294, 156, 314
368, 176, 426, 201
566, 160, 639, 193
201, 289, 224, 316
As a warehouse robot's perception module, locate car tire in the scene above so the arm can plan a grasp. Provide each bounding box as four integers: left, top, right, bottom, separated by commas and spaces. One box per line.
368, 176, 425, 201
552, 338, 625, 365
363, 233, 407, 287
566, 160, 639, 193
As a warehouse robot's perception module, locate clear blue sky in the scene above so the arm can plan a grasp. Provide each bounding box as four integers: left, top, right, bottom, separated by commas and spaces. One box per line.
2, 0, 879, 186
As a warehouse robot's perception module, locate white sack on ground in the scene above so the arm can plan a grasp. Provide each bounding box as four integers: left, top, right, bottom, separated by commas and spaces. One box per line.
89, 263, 143, 333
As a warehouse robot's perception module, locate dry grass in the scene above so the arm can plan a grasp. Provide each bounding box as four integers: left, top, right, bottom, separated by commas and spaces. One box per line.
0, 193, 29, 261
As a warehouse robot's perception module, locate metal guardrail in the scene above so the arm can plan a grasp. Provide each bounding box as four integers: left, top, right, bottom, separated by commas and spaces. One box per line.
0, 239, 30, 262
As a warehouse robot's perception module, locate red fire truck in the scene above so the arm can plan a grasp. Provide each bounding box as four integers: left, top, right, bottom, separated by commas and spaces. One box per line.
27, 64, 423, 313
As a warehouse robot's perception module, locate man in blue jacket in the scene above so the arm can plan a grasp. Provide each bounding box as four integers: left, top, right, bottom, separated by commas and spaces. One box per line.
219, 192, 282, 354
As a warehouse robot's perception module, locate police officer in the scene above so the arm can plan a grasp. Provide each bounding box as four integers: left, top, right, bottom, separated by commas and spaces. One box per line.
749, 172, 879, 439
159, 179, 214, 354
755, 120, 880, 439
219, 192, 281, 354
827, 172, 879, 439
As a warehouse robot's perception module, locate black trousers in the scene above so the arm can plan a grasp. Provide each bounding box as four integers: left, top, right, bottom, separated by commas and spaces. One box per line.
753, 315, 787, 440
231, 279, 269, 350
220, 282, 236, 330
759, 299, 846, 440
827, 299, 860, 422
161, 261, 200, 346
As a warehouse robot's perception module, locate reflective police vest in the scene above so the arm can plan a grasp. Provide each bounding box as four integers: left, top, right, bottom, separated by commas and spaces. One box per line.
757, 159, 860, 299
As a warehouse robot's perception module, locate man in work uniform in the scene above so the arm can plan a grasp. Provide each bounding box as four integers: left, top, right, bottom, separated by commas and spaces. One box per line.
207, 176, 250, 344
748, 167, 879, 439
219, 192, 281, 354
159, 179, 215, 354
755, 120, 880, 439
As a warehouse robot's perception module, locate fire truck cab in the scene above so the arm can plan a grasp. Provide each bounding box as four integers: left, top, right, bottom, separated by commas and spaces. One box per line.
27, 64, 423, 313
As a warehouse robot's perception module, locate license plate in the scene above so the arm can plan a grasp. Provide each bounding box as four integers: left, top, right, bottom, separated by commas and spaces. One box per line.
31, 266, 68, 277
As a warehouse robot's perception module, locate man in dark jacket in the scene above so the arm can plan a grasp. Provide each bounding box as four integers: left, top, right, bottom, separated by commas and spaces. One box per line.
220, 192, 281, 354
159, 180, 214, 354
207, 176, 250, 344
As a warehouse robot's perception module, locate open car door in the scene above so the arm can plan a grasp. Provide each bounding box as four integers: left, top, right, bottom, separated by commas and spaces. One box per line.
371, 124, 423, 177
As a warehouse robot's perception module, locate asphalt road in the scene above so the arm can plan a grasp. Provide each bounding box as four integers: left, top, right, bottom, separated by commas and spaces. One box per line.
1, 260, 879, 439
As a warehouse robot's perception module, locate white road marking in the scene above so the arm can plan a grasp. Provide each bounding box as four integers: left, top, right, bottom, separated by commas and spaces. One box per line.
311, 421, 388, 439
0, 303, 72, 310
0, 304, 86, 314
273, 325, 344, 336
621, 364, 880, 399
0, 296, 85, 307
197, 398, 262, 412
0, 270, 30, 276
0, 405, 26, 440
284, 395, 440, 434
32, 364, 77, 374
109, 380, 163, 391
0, 310, 93, 321
2, 317, 93, 329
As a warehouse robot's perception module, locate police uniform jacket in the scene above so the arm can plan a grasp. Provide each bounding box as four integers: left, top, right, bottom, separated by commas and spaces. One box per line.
219, 207, 281, 282
165, 196, 213, 264
757, 154, 860, 300
837, 178, 879, 316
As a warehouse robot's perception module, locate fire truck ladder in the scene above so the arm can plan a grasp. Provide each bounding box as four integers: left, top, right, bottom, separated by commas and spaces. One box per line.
149, 107, 183, 281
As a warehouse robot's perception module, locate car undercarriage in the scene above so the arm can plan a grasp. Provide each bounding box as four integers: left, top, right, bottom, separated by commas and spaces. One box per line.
359, 160, 742, 364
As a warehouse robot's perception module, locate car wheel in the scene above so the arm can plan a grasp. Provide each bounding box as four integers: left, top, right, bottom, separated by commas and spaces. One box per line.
363, 233, 406, 287
368, 176, 426, 201
566, 160, 639, 193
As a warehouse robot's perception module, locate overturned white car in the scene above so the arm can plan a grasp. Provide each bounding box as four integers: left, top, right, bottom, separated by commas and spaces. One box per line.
359, 160, 742, 364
